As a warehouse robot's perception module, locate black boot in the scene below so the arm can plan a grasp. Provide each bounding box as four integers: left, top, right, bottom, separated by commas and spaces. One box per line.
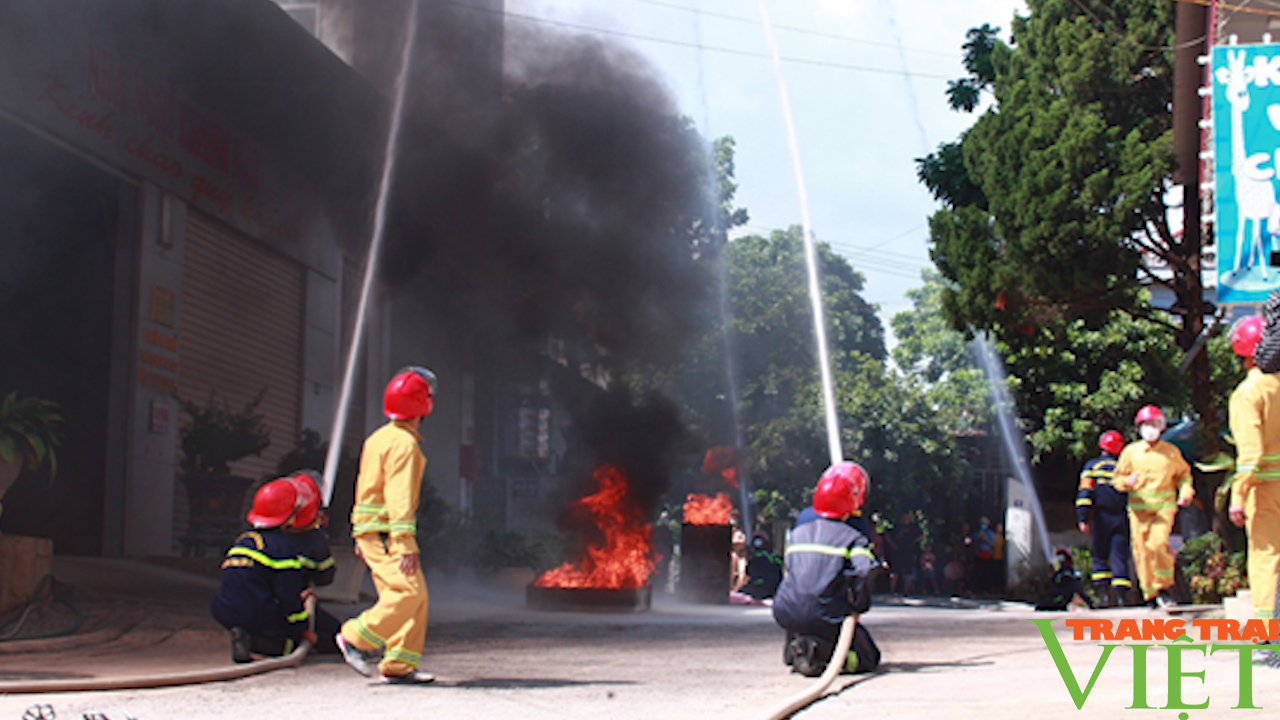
230, 627, 252, 664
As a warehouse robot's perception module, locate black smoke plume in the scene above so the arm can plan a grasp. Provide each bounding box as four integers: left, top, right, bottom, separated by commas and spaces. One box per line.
382, 8, 719, 369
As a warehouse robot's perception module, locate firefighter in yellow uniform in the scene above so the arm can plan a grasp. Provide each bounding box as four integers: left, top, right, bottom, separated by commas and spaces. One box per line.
1226, 315, 1280, 664
337, 366, 437, 684
1115, 404, 1193, 609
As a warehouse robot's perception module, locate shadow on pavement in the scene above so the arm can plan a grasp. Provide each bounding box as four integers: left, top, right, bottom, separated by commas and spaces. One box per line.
445, 677, 638, 689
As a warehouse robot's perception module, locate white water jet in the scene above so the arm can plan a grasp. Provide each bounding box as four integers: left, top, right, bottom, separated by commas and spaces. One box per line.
970, 334, 1053, 565
321, 0, 420, 506
756, 0, 842, 466
691, 3, 753, 539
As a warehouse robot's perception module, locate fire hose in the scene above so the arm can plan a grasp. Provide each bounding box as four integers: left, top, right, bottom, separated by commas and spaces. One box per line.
757, 615, 857, 720
0, 597, 317, 695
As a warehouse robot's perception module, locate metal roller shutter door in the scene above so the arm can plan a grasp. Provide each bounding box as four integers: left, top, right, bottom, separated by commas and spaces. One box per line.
179, 212, 304, 481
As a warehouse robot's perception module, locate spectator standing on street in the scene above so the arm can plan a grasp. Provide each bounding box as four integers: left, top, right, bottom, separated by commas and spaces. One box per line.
886, 512, 921, 596
971, 518, 996, 595
918, 543, 939, 596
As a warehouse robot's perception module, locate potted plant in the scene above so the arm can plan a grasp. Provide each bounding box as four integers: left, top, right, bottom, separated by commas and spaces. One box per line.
178, 390, 270, 555
0, 392, 62, 523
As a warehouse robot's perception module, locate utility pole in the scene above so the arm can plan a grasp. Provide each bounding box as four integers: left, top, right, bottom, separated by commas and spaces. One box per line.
1172, 0, 1217, 434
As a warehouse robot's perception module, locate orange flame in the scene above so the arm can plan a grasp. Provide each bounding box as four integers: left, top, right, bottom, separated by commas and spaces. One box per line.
683, 492, 732, 526
534, 464, 654, 589
701, 446, 741, 489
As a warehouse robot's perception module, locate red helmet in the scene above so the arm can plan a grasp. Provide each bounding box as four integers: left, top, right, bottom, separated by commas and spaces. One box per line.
247, 479, 300, 528
383, 366, 437, 420
812, 461, 869, 519
1134, 404, 1165, 427
288, 470, 322, 528
1230, 315, 1265, 358
1097, 430, 1125, 456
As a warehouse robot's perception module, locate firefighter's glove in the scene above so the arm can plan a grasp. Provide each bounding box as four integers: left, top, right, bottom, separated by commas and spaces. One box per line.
849, 563, 886, 615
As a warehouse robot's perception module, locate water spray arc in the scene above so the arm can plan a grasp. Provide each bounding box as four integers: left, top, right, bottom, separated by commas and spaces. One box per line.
692, 2, 752, 540
970, 334, 1053, 565
321, 0, 420, 506
755, 0, 842, 467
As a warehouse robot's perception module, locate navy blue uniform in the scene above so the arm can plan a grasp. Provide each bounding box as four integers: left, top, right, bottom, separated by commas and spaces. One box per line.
773, 516, 881, 675
1076, 453, 1132, 592
794, 506, 875, 539
287, 525, 341, 654
291, 527, 336, 587
210, 529, 309, 654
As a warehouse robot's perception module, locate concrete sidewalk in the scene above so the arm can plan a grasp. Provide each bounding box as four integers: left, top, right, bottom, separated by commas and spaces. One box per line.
2, 559, 1276, 720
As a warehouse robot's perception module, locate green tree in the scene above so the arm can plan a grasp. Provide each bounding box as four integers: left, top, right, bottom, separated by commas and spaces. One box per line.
750, 353, 971, 527
891, 270, 990, 434
726, 228, 884, 437
707, 230, 969, 520
918, 1, 1224, 450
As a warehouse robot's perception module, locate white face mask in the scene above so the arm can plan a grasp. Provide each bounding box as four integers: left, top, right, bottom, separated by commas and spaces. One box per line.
1139, 424, 1162, 443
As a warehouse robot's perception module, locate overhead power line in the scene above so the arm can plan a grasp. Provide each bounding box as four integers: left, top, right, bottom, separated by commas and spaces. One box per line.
619, 0, 957, 58
1170, 0, 1280, 19
735, 224, 932, 280
451, 2, 956, 80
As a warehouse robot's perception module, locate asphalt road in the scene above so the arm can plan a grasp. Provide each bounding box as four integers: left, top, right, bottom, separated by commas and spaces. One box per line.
2, 561, 1278, 720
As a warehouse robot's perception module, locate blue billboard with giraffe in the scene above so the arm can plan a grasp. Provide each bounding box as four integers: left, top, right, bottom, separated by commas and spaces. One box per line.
1212, 43, 1280, 304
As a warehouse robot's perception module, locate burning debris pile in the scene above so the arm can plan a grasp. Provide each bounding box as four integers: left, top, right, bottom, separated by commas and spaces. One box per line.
534, 464, 654, 590
526, 387, 689, 611
683, 492, 732, 526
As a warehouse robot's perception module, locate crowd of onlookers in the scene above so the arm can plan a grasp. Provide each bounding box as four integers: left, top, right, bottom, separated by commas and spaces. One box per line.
725, 508, 1011, 602
876, 512, 1007, 598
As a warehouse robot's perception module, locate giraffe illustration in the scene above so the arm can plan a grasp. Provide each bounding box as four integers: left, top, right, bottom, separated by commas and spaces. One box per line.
1216, 49, 1280, 280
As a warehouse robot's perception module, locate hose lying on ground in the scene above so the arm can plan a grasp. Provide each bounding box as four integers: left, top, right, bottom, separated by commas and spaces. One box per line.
0, 640, 313, 694
0, 596, 317, 694
0, 575, 84, 642
758, 615, 858, 720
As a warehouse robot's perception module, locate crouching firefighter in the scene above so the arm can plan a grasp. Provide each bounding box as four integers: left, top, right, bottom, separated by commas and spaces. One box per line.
210, 479, 315, 663
1077, 430, 1133, 607
773, 461, 883, 676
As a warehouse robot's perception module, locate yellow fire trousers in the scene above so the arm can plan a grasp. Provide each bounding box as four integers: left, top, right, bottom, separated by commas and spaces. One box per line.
1245, 482, 1280, 619
340, 534, 429, 676
1128, 508, 1176, 601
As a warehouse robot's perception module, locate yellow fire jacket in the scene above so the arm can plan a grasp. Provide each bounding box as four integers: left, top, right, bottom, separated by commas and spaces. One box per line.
350, 420, 426, 556
1229, 367, 1280, 508
1115, 440, 1193, 512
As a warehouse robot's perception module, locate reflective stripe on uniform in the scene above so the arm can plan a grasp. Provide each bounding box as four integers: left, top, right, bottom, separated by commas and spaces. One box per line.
1129, 489, 1177, 512
1091, 571, 1112, 581
352, 520, 391, 535
352, 503, 390, 534
286, 609, 309, 624
1256, 452, 1280, 481
299, 555, 337, 571
354, 615, 386, 649
385, 647, 422, 666
785, 543, 876, 561
225, 546, 303, 570
1076, 498, 1093, 507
